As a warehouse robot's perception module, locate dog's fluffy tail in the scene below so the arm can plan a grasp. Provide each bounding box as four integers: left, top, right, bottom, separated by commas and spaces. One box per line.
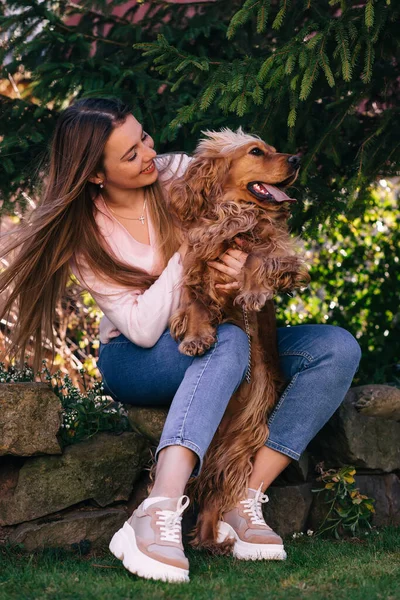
189, 500, 235, 556
186, 334, 279, 551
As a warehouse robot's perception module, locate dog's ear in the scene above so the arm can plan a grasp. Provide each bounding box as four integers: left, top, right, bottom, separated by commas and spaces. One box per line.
168, 156, 230, 222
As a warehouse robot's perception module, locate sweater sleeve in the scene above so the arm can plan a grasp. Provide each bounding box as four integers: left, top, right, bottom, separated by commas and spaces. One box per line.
156, 152, 193, 186
70, 252, 183, 348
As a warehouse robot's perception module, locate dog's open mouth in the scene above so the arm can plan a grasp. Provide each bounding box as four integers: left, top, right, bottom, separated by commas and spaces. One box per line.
247, 182, 296, 204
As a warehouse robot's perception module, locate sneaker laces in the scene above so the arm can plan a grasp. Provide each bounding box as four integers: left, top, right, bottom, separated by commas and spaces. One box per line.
155, 495, 190, 543
240, 482, 269, 526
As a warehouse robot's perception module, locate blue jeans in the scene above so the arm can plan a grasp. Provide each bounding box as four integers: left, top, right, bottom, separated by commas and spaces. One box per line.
97, 324, 361, 475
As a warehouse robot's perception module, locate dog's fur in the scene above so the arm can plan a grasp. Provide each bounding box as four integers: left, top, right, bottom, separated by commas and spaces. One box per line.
167, 128, 310, 553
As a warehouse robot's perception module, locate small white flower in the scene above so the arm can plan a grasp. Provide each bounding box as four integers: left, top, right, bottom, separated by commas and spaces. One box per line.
307, 529, 314, 536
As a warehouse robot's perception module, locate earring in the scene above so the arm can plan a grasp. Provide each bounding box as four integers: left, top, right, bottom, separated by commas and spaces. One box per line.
99, 182, 104, 188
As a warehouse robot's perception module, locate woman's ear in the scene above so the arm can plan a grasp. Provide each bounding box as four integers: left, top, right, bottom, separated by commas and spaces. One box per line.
88, 171, 105, 186
168, 156, 230, 222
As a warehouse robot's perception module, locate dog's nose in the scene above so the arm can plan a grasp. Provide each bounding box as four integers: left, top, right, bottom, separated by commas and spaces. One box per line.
288, 155, 301, 167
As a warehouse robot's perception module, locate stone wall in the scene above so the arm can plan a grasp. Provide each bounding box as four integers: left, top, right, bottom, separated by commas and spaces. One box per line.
0, 382, 399, 550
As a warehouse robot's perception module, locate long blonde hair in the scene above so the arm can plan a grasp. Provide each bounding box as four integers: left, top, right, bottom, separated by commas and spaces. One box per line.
0, 98, 181, 372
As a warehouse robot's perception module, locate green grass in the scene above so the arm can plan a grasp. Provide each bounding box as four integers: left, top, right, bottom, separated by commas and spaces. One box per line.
0, 528, 399, 600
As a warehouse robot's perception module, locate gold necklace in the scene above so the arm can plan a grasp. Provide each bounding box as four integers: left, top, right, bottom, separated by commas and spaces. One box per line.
105, 196, 147, 225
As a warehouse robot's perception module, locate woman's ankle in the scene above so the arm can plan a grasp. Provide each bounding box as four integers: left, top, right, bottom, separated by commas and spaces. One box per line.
151, 445, 197, 498
148, 486, 186, 499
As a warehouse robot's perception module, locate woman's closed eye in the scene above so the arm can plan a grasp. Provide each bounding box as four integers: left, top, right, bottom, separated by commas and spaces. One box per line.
127, 133, 149, 161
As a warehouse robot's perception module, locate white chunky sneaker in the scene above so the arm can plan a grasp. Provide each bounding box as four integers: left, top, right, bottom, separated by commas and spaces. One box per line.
217, 483, 287, 560
109, 495, 190, 583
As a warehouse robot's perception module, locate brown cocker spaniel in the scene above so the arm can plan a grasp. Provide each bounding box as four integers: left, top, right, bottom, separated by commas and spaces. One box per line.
168, 128, 310, 553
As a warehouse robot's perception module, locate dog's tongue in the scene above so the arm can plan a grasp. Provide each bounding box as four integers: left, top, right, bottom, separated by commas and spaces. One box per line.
263, 184, 296, 203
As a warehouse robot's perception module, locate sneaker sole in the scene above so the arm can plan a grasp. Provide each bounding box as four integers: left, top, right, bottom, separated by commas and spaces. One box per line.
109, 522, 189, 583
217, 521, 287, 561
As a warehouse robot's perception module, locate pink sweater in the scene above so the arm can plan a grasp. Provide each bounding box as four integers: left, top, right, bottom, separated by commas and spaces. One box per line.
70, 153, 192, 347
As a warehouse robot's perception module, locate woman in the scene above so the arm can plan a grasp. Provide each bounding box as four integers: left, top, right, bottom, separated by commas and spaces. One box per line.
0, 98, 361, 584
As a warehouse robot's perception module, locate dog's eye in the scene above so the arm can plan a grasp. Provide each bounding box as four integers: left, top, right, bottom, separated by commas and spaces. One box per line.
249, 147, 265, 156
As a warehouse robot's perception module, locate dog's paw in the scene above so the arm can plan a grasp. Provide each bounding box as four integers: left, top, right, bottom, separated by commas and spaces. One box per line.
235, 291, 271, 312
179, 334, 216, 356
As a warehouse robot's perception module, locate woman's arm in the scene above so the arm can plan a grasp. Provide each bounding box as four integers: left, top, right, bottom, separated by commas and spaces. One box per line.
71, 246, 187, 348
156, 152, 193, 187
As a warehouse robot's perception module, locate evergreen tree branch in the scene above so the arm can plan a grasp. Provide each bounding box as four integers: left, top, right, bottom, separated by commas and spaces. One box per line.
54, 22, 130, 48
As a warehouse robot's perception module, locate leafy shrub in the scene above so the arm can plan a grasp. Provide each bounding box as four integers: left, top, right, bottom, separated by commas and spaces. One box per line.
312, 464, 375, 538
276, 182, 400, 385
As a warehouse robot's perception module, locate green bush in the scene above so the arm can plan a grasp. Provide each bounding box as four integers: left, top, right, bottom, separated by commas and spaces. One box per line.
312, 464, 376, 539
276, 182, 400, 385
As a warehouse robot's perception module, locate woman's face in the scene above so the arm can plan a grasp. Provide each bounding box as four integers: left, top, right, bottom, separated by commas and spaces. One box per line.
99, 114, 158, 190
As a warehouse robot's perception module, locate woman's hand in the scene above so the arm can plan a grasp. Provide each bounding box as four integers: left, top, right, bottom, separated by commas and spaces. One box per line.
207, 238, 248, 290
